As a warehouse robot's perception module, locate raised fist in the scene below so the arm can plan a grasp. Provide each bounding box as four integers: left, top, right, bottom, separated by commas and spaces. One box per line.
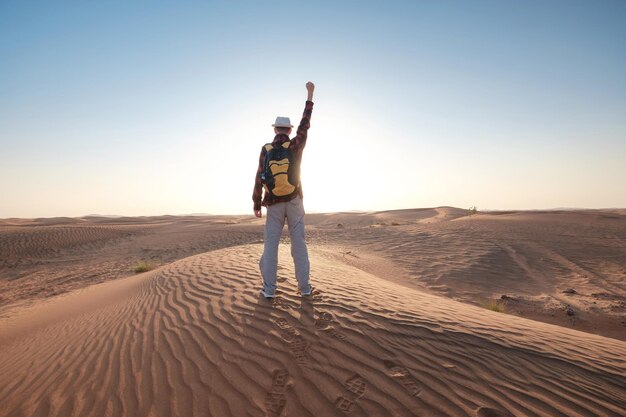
306, 81, 315, 92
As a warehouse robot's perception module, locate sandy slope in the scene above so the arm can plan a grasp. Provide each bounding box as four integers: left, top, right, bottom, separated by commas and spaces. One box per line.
1, 244, 624, 417
0, 217, 263, 314
309, 208, 626, 340
1, 208, 625, 342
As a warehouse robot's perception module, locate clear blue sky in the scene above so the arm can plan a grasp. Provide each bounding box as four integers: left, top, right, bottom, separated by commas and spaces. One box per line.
1, 1, 625, 217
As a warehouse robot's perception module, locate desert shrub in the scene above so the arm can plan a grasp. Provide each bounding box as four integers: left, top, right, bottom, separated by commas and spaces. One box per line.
481, 299, 505, 313
133, 262, 154, 273
467, 206, 478, 216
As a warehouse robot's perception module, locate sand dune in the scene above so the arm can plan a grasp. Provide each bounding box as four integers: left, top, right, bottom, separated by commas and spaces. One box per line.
1, 244, 625, 417
309, 208, 626, 340
0, 218, 263, 314
1, 208, 625, 340
1, 208, 624, 416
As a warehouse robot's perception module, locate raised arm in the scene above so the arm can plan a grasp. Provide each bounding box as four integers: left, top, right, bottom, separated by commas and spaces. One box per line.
306, 81, 314, 101
292, 82, 315, 152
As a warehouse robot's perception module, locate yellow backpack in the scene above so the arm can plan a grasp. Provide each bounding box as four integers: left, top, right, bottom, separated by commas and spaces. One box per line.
261, 142, 299, 198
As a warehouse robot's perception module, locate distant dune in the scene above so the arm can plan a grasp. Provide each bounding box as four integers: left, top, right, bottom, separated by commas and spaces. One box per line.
1, 208, 625, 416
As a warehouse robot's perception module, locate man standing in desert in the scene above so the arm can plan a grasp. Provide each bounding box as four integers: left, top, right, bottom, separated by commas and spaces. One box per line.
252, 82, 315, 299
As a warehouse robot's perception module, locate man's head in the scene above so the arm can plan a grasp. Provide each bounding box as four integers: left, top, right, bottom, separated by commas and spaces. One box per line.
274, 126, 292, 135
272, 116, 293, 136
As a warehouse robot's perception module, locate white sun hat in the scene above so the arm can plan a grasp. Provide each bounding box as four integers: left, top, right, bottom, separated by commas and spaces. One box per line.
272, 116, 293, 128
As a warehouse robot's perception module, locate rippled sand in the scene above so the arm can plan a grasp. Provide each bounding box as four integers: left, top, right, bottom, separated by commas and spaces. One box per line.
1, 208, 625, 416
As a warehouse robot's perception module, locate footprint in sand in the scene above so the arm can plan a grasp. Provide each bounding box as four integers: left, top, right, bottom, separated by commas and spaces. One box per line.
344, 374, 367, 398
288, 335, 310, 366
314, 310, 347, 340
271, 318, 310, 366
266, 369, 289, 417
476, 406, 515, 417
273, 318, 297, 341
335, 374, 367, 414
272, 297, 292, 311
314, 312, 332, 330
335, 396, 355, 414
383, 360, 421, 396
273, 317, 291, 330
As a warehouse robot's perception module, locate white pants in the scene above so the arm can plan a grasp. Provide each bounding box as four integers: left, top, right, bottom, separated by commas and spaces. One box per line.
259, 195, 311, 296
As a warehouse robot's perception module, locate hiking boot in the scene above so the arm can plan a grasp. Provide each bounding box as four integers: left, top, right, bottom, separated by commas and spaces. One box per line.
301, 286, 314, 297
260, 289, 275, 299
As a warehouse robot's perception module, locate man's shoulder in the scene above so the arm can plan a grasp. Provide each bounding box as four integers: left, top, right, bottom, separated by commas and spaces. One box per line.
267, 138, 293, 147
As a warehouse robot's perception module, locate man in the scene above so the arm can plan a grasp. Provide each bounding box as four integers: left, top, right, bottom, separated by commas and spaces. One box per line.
252, 81, 315, 299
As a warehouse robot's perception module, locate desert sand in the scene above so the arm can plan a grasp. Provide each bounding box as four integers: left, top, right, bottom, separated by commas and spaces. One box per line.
0, 208, 625, 416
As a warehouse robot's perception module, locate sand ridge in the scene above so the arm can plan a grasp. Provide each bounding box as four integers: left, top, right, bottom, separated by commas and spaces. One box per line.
1, 244, 624, 417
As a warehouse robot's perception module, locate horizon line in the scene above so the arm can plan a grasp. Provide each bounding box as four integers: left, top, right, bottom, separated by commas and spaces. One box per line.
2, 206, 625, 221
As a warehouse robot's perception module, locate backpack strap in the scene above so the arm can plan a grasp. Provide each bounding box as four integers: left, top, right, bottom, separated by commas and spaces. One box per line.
264, 142, 290, 152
